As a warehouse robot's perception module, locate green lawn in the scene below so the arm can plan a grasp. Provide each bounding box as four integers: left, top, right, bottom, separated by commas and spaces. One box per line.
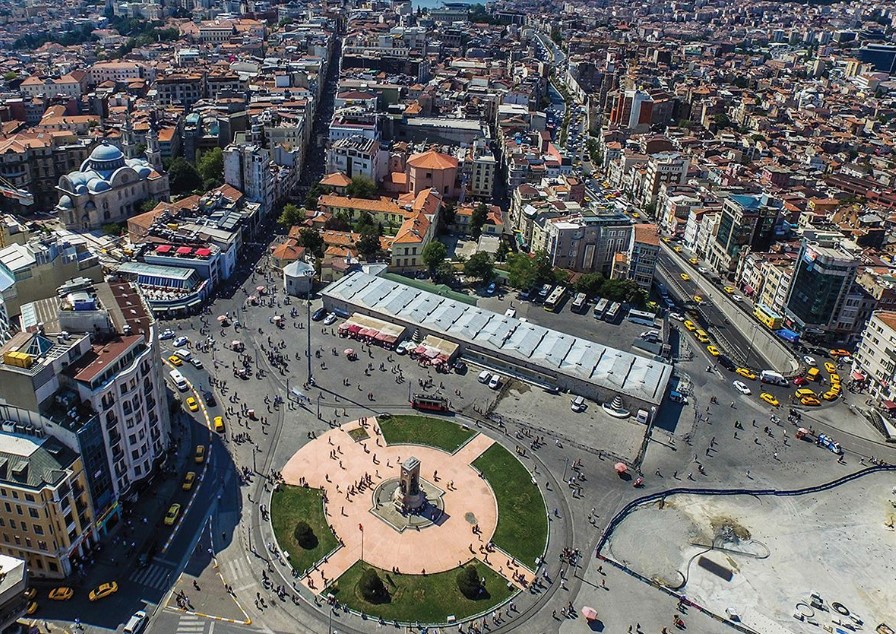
270, 486, 339, 574
378, 415, 476, 453
330, 561, 513, 623
472, 444, 548, 568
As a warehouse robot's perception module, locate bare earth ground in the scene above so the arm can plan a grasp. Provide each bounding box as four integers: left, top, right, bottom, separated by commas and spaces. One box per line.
602, 471, 896, 633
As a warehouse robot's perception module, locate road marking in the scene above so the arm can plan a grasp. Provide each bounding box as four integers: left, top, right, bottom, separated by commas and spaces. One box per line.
130, 562, 172, 589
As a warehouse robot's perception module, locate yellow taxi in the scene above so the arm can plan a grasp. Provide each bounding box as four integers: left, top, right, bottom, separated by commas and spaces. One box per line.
760, 393, 779, 407
680, 273, 690, 281
693, 295, 703, 304
662, 237, 672, 243
26, 601, 37, 615
185, 397, 199, 412
723, 286, 735, 294
695, 330, 710, 343
795, 388, 817, 399
822, 389, 840, 401
168, 355, 183, 367
830, 373, 841, 385
736, 368, 757, 380
24, 588, 36, 600
800, 396, 821, 406
88, 582, 118, 602
48, 587, 74, 601
631, 212, 640, 218
673, 246, 683, 253
830, 349, 851, 358
824, 362, 837, 374
194, 445, 205, 464
182, 471, 196, 491
688, 257, 698, 265
706, 345, 720, 356
214, 416, 225, 433
164, 503, 181, 526
683, 320, 697, 332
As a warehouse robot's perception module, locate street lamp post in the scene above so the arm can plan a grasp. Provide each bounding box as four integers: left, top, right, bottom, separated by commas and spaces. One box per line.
306, 288, 313, 387
317, 392, 321, 420
745, 323, 758, 367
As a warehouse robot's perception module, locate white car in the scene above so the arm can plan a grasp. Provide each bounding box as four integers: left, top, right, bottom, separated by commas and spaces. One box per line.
160, 329, 175, 340
803, 356, 817, 367
173, 336, 189, 347
732, 380, 752, 395
732, 294, 744, 302
323, 313, 338, 325
190, 357, 203, 369
488, 374, 502, 390
698, 267, 708, 274
669, 312, 685, 321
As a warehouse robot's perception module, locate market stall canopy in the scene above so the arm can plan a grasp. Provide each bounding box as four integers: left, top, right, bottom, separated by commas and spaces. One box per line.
614, 462, 628, 474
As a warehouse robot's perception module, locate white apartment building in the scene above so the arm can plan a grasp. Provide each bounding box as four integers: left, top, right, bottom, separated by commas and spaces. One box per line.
853, 310, 896, 403
326, 136, 387, 183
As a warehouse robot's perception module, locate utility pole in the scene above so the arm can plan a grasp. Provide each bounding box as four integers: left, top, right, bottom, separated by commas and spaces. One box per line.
306, 287, 313, 386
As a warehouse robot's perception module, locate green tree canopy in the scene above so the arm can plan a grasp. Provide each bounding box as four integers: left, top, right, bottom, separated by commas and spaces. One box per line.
358, 568, 389, 604
575, 272, 605, 297
456, 565, 484, 600
464, 251, 494, 282
293, 520, 318, 549
421, 241, 447, 274
346, 175, 377, 199
470, 203, 489, 239
297, 228, 324, 258
278, 203, 304, 227
305, 183, 324, 210
506, 252, 537, 289
197, 147, 224, 189
356, 228, 381, 260
167, 158, 202, 196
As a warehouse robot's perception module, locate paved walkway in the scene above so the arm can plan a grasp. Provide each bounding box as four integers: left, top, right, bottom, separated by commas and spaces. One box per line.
279, 417, 536, 592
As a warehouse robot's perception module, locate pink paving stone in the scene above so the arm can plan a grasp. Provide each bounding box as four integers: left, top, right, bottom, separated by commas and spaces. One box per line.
279, 418, 536, 591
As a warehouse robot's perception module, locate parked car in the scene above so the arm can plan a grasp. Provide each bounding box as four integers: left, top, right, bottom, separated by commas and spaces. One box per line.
160, 329, 175, 340
488, 374, 502, 390
203, 391, 216, 407
311, 307, 328, 321
190, 357, 203, 369
173, 336, 189, 347
323, 313, 338, 325
478, 370, 492, 384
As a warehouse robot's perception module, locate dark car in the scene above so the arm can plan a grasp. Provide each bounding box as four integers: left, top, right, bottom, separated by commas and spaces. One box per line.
453, 360, 467, 374
203, 391, 216, 407
718, 355, 736, 371
311, 307, 327, 321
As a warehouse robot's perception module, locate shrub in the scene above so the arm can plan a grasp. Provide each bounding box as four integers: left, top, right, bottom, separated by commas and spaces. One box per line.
358, 568, 390, 604
456, 565, 482, 599
293, 521, 318, 549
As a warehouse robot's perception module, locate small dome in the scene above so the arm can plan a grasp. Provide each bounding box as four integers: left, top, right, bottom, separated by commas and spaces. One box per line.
68, 172, 87, 186
135, 166, 152, 178
74, 184, 88, 194
89, 142, 124, 163
57, 195, 73, 209
87, 178, 110, 193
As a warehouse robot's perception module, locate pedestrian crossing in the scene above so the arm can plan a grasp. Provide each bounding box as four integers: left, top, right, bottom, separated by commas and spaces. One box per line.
130, 561, 173, 590
176, 614, 206, 634
221, 557, 251, 584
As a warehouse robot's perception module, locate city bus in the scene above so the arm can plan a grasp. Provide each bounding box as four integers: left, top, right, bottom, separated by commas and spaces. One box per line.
571, 292, 588, 313
605, 302, 621, 323
410, 394, 450, 412
627, 309, 657, 327
753, 304, 783, 330
593, 297, 608, 320
544, 286, 568, 312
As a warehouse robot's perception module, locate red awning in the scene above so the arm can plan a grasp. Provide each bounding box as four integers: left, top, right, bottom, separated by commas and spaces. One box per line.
156, 244, 172, 253
851, 371, 865, 381
883, 400, 896, 410
176, 246, 192, 255
347, 325, 362, 334
743, 285, 754, 294
195, 248, 211, 257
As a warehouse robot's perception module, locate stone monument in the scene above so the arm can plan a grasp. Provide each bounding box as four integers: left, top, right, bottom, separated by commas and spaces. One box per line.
392, 456, 426, 512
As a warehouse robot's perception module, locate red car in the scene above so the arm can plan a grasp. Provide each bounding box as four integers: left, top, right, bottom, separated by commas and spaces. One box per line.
793, 376, 809, 386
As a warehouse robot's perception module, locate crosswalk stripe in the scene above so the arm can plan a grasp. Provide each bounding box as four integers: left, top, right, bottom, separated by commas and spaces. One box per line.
130, 563, 171, 589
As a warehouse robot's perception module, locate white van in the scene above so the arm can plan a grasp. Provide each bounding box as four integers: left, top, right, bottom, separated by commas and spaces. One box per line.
169, 369, 188, 392
123, 610, 147, 633
175, 348, 192, 361
478, 370, 492, 384
570, 395, 586, 412
760, 370, 788, 386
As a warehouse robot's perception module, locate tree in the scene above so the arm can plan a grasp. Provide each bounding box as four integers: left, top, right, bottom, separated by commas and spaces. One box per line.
138, 198, 160, 214
278, 203, 304, 227
345, 175, 377, 199
197, 147, 224, 189
421, 241, 447, 274
470, 203, 489, 239
358, 568, 389, 604
575, 272, 605, 297
440, 201, 456, 231
434, 260, 455, 284
464, 252, 494, 282
324, 212, 351, 232
533, 250, 555, 285
496, 239, 509, 262
356, 228, 381, 260
167, 158, 202, 195
298, 228, 324, 258
506, 253, 537, 289
456, 565, 483, 600
305, 183, 324, 210
293, 521, 318, 549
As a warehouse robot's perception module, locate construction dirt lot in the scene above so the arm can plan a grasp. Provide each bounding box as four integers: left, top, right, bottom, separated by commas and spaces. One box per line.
601, 470, 896, 634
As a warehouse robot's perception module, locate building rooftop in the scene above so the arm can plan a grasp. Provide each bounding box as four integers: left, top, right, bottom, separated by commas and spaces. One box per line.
0, 431, 77, 490
323, 272, 672, 405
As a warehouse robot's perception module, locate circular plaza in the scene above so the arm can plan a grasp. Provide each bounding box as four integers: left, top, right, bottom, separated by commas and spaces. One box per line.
271, 414, 548, 623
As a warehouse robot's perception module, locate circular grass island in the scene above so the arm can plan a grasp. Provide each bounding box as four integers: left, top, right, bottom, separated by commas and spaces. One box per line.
272, 414, 549, 625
